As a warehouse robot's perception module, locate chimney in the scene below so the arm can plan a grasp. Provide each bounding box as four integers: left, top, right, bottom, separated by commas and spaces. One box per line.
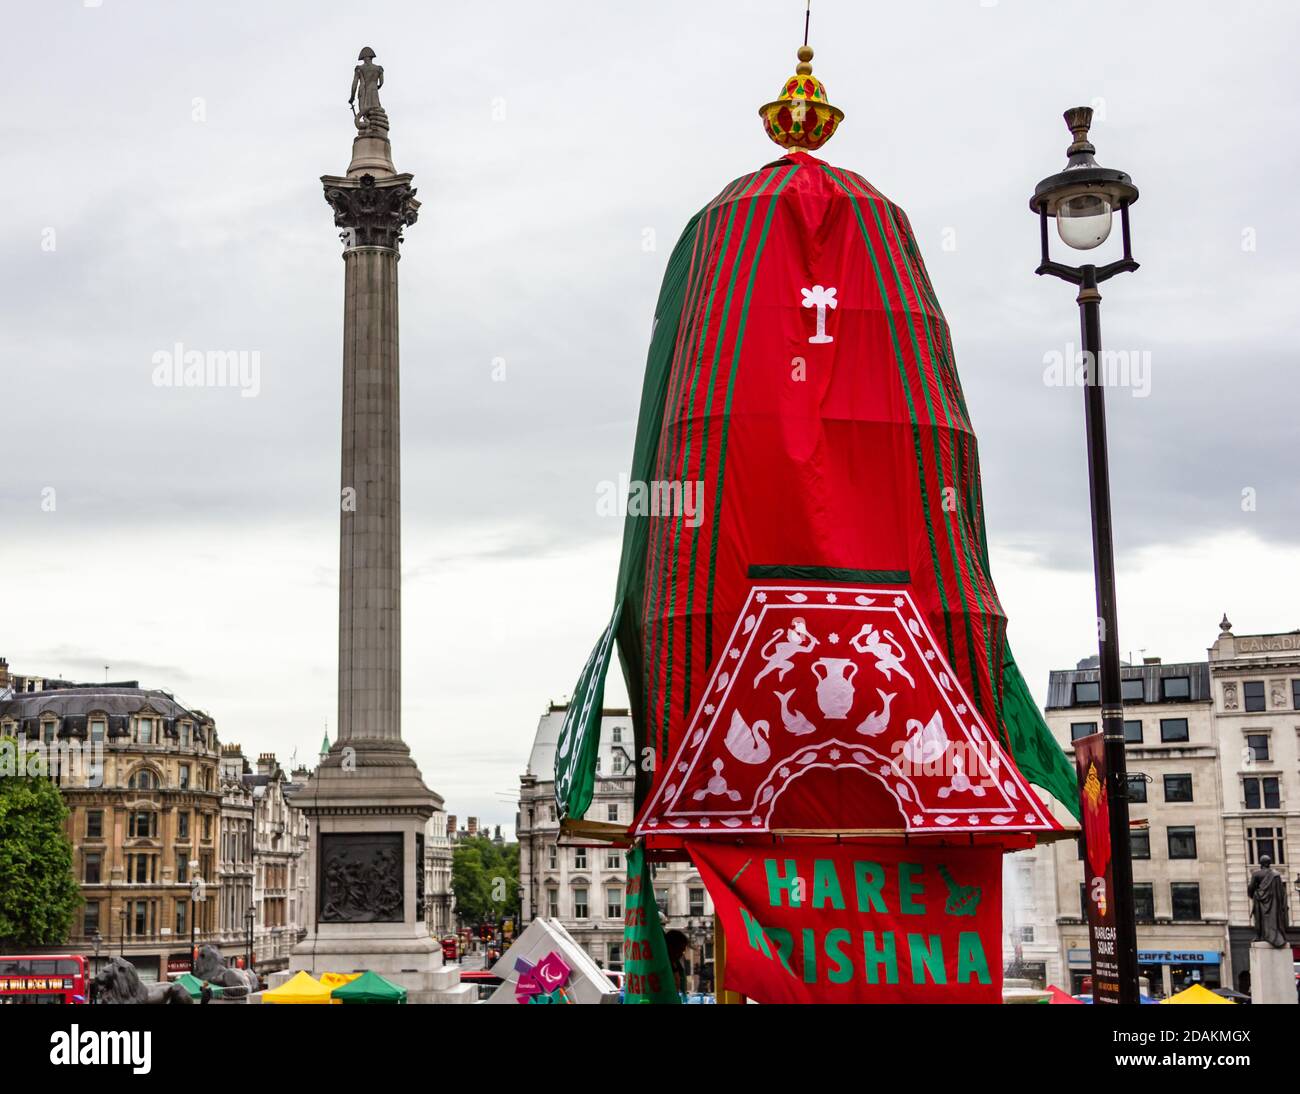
1143, 656, 1161, 666
467, 816, 479, 836
257, 752, 277, 777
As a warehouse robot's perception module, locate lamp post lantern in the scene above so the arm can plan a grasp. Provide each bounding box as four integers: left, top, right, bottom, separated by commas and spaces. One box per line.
1031, 106, 1141, 1005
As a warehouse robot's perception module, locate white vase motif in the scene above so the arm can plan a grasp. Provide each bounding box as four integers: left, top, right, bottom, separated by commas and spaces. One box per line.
811, 657, 857, 719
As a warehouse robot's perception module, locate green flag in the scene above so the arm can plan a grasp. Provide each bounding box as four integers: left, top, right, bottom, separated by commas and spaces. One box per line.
621, 845, 681, 1004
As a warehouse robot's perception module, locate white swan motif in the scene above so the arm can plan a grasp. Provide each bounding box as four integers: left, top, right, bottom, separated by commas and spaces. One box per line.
724, 710, 771, 764
901, 710, 949, 767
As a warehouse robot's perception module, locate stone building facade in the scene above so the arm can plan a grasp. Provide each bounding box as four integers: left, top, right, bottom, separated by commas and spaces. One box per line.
1043, 655, 1230, 995
217, 744, 256, 964
0, 678, 222, 982
424, 809, 455, 938
518, 703, 715, 989
1208, 619, 1300, 986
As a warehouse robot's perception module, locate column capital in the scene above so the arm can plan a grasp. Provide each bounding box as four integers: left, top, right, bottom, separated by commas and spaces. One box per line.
322, 172, 420, 250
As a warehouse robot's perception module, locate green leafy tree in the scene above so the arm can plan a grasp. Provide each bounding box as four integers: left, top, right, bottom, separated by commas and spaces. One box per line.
0, 775, 81, 948
452, 836, 519, 926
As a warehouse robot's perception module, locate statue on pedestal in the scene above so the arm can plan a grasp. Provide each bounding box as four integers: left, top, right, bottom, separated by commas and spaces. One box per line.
1248, 855, 1290, 948
349, 46, 389, 133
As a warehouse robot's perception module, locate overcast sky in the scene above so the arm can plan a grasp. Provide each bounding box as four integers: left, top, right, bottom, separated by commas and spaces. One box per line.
3, 0, 1297, 837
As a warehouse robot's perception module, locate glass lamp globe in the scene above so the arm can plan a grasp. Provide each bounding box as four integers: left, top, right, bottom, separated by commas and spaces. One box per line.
1056, 191, 1113, 250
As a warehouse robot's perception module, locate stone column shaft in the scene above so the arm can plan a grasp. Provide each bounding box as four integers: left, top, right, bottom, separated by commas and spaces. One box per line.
338, 244, 402, 744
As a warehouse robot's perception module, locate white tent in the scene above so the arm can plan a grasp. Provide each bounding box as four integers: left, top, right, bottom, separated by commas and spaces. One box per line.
486, 918, 619, 1005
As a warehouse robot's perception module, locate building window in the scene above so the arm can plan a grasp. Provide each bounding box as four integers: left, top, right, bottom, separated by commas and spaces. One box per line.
606, 885, 623, 919
1243, 776, 1281, 810
83, 902, 100, 936
137, 718, 154, 744
176, 901, 187, 936
178, 763, 190, 789
89, 719, 105, 743
573, 888, 588, 919
1070, 721, 1097, 741
1121, 678, 1145, 703
655, 888, 670, 917
573, 847, 587, 870
133, 900, 148, 936
610, 752, 625, 774
128, 811, 157, 838
689, 887, 706, 917
1245, 733, 1270, 762
1161, 676, 1190, 701
128, 768, 158, 790
606, 803, 619, 823
1072, 681, 1100, 705
1127, 774, 1147, 803
611, 727, 622, 744
177, 855, 189, 883
546, 843, 557, 870
86, 810, 103, 840
1019, 926, 1035, 943
180, 723, 191, 748
1243, 681, 1266, 712
546, 888, 559, 918
1130, 830, 1151, 859
1123, 720, 1143, 743
605, 849, 622, 871
1292, 679, 1300, 711
1159, 718, 1189, 742
1171, 883, 1201, 921
84, 852, 102, 884
42, 721, 56, 744
1247, 826, 1286, 866
1163, 774, 1194, 802
1133, 884, 1155, 922
131, 854, 154, 883
1167, 826, 1198, 860
607, 942, 623, 971
202, 813, 212, 840
177, 811, 190, 840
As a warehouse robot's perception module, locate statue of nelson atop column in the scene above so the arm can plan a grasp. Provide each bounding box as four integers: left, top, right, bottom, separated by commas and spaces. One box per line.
1248, 855, 1290, 948
350, 46, 389, 133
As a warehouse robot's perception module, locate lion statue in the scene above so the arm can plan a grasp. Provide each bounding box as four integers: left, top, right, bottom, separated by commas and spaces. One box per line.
91, 957, 193, 1005
193, 944, 258, 994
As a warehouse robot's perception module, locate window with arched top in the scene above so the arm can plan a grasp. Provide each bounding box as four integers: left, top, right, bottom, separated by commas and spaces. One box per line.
128, 768, 159, 790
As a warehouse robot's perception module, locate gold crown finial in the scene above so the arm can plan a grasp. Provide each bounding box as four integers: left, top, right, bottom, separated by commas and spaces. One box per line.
759, 38, 844, 152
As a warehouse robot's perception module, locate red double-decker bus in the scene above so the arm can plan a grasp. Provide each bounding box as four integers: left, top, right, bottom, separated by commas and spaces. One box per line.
0, 955, 87, 1004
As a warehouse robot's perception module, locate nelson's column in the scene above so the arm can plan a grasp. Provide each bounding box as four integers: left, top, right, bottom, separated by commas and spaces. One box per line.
288, 48, 471, 1004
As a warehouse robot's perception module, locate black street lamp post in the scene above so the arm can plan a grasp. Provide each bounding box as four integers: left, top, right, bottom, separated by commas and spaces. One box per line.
1031, 106, 1141, 1005
118, 906, 127, 958
91, 931, 102, 1003
244, 904, 255, 973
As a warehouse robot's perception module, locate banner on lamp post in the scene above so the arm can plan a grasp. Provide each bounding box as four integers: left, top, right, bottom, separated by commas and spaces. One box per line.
1075, 732, 1120, 1004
